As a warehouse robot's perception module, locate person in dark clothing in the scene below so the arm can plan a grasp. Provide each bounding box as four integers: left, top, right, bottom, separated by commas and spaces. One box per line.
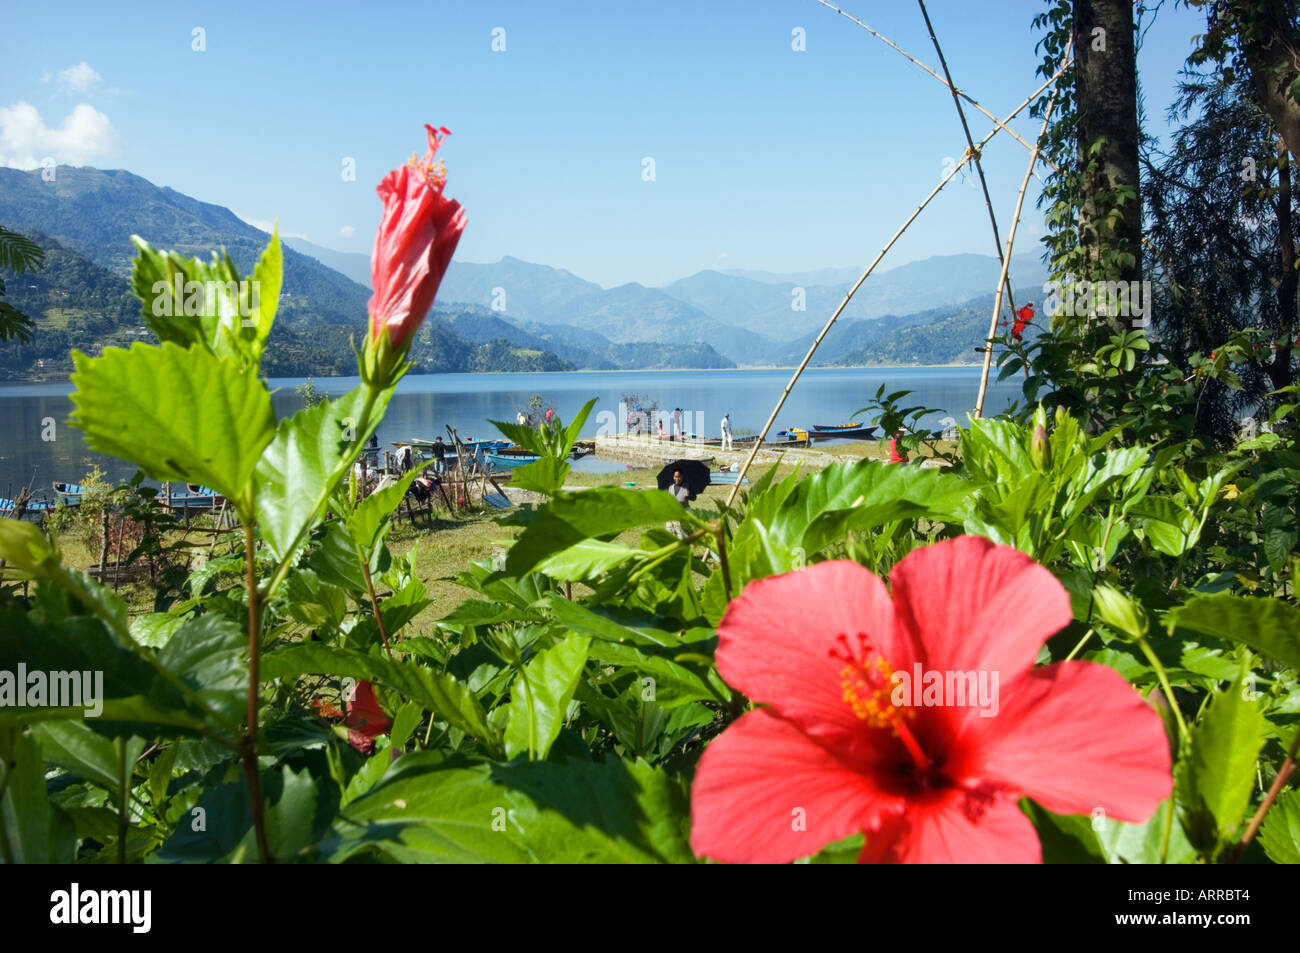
432, 436, 447, 474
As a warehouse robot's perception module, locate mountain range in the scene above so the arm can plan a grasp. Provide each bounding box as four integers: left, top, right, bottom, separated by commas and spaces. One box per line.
0, 165, 1050, 378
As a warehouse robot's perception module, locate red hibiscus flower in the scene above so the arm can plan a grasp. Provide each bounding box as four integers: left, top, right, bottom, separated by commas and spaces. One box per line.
345, 680, 391, 739
689, 536, 1172, 863
369, 124, 467, 352
1010, 303, 1034, 341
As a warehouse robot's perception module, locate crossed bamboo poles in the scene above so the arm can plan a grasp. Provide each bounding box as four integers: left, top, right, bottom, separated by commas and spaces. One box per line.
722, 21, 1071, 509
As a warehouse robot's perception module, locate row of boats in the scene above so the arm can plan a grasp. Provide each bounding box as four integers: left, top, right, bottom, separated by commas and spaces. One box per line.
0, 482, 228, 521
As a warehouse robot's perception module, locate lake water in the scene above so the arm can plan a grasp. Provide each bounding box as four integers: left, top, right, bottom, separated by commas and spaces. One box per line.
0, 367, 1018, 497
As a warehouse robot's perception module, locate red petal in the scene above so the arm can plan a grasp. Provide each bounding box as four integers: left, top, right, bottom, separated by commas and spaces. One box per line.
859, 793, 1041, 863
889, 536, 1071, 679
957, 661, 1172, 822
716, 561, 912, 747
690, 710, 900, 864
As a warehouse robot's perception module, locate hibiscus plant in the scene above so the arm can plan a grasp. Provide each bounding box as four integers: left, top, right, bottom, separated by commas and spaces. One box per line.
1, 123, 1298, 865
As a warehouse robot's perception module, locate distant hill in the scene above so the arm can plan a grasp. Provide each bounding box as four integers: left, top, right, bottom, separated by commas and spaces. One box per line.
437, 257, 770, 365
0, 166, 371, 330
0, 231, 573, 380
283, 235, 372, 287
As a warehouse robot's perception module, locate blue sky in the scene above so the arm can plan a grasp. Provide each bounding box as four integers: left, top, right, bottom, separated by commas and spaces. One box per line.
3, 0, 1206, 287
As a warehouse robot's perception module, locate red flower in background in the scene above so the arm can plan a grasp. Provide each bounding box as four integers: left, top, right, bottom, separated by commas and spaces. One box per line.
346, 680, 391, 740
689, 536, 1172, 863
1010, 303, 1034, 341
369, 124, 467, 351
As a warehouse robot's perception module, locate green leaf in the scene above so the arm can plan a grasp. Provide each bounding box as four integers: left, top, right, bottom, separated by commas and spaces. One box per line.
1020, 800, 1106, 863
506, 488, 694, 576
129, 612, 185, 648
262, 644, 498, 750
158, 764, 329, 862
256, 385, 391, 562
30, 721, 141, 794
505, 635, 591, 759
345, 457, 432, 557
508, 456, 570, 496
0, 518, 61, 577
0, 731, 77, 863
535, 539, 647, 582
1258, 788, 1300, 864
69, 342, 276, 506
488, 419, 547, 455
1168, 594, 1300, 672
325, 752, 695, 863
1177, 679, 1266, 851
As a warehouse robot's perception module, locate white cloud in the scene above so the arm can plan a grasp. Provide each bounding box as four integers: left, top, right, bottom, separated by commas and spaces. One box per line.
339, 225, 356, 239
236, 214, 309, 241
0, 101, 119, 169
59, 62, 102, 94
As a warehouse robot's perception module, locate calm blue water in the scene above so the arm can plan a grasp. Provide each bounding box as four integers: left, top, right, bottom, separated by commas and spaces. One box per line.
0, 367, 1018, 497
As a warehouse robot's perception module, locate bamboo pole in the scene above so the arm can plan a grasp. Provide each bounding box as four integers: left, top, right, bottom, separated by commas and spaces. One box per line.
973, 45, 1070, 419
724, 63, 1069, 509
814, 0, 1055, 168
917, 0, 1015, 317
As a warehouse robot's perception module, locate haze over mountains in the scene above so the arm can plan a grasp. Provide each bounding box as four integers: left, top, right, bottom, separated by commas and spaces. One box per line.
1, 165, 1050, 377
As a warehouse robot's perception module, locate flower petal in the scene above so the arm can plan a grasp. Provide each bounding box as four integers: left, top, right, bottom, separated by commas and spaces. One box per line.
716, 561, 909, 745
889, 535, 1071, 678
859, 793, 1041, 863
690, 709, 899, 864
957, 660, 1173, 822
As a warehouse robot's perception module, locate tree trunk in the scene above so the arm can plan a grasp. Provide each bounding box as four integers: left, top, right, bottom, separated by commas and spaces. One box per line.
1074, 0, 1144, 297
1238, 5, 1300, 166
1272, 137, 1298, 392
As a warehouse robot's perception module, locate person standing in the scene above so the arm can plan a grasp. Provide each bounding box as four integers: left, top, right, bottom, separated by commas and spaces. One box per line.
888, 430, 908, 464
517, 410, 527, 427
665, 468, 690, 538
720, 412, 733, 451
432, 436, 447, 475
672, 407, 682, 440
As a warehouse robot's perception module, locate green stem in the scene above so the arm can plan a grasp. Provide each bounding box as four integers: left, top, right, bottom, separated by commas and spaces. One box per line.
1063, 627, 1095, 662
1159, 795, 1174, 864
1136, 634, 1190, 743
357, 548, 393, 658
714, 524, 733, 602
518, 666, 537, 761
242, 521, 271, 864
261, 386, 383, 605
116, 737, 128, 865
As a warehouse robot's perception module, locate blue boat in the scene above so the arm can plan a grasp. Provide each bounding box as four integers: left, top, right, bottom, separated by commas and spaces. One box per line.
486, 452, 540, 469
709, 472, 750, 485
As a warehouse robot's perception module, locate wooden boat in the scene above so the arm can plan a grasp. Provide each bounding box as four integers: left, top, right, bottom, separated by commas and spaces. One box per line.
0, 497, 58, 520
53, 481, 84, 502
807, 425, 878, 440
813, 421, 864, 431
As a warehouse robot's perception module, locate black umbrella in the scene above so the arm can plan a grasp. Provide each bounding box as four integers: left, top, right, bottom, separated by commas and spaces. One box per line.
658, 459, 711, 500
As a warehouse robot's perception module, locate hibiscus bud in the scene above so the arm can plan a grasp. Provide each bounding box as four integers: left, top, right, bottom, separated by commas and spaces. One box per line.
363, 124, 467, 386
1030, 424, 1050, 470
1091, 584, 1148, 642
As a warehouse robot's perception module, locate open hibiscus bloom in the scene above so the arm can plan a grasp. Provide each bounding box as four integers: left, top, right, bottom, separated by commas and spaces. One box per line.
690, 536, 1172, 863
368, 124, 467, 354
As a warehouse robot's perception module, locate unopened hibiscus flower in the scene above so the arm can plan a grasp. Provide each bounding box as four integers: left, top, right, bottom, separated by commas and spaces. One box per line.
690, 536, 1172, 863
363, 124, 467, 386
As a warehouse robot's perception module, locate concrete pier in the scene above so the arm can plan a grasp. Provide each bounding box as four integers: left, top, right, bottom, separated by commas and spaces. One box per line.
592, 433, 839, 469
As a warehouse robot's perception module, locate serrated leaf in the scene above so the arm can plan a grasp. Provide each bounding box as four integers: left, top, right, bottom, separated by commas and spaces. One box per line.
1258, 788, 1300, 864
324, 752, 695, 863
69, 342, 276, 505
256, 385, 391, 562
1178, 681, 1265, 850
1168, 594, 1300, 672
505, 635, 591, 759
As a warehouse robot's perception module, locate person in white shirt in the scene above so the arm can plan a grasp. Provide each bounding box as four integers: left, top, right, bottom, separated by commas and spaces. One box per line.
665, 469, 690, 538
720, 413, 733, 451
